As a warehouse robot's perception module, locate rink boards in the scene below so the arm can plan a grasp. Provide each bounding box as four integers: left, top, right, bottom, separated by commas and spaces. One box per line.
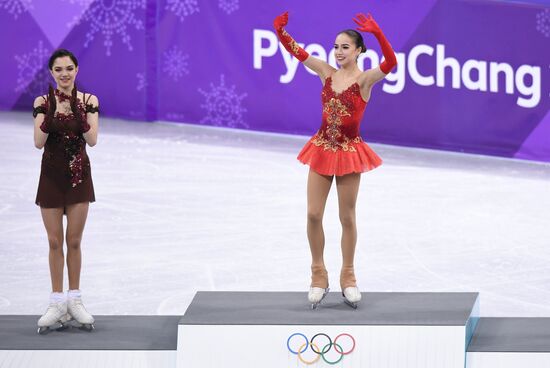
3, 293, 550, 367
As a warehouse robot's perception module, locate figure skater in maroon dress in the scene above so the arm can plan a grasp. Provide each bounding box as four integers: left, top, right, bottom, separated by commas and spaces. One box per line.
33, 49, 99, 332
274, 12, 397, 309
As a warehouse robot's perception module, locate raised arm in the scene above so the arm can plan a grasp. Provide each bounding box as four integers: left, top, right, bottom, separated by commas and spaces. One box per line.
353, 13, 397, 87
274, 11, 335, 81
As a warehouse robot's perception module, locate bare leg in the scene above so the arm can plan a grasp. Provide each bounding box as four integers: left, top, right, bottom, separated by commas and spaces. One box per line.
335, 173, 361, 289
40, 207, 65, 292
306, 169, 333, 287
65, 202, 89, 290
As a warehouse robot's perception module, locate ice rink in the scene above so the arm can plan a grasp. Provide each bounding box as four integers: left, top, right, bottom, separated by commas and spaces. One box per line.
1, 111, 549, 317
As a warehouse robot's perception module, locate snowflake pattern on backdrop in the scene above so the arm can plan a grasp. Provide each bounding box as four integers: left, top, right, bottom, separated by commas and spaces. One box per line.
166, 0, 199, 22
14, 40, 52, 97
163, 46, 189, 81
0, 0, 33, 19
69, 0, 146, 56
198, 75, 248, 129
218, 0, 238, 15
536, 9, 550, 38
63, 0, 93, 6
136, 72, 147, 91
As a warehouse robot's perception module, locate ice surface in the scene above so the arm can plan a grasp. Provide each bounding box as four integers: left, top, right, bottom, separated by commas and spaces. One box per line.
1, 111, 549, 317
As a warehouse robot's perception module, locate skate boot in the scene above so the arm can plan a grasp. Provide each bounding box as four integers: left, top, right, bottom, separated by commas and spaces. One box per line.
67, 295, 95, 331
308, 265, 329, 310
341, 266, 361, 309
37, 301, 70, 334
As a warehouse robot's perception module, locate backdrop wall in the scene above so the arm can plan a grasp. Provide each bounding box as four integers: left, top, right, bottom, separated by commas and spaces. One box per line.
1, 0, 548, 161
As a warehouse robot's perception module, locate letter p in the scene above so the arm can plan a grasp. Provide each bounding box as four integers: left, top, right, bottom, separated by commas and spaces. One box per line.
253, 29, 279, 69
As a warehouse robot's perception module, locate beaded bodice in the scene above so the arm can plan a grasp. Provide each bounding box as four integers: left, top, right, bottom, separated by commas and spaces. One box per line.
33, 90, 98, 187
312, 76, 367, 152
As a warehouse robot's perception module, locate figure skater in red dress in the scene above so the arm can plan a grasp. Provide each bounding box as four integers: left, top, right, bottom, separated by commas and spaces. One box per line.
33, 49, 99, 332
274, 12, 397, 309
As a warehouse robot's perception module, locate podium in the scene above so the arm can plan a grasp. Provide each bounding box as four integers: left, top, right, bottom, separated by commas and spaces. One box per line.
177, 291, 480, 368
0, 315, 179, 368
5, 294, 550, 367
467, 317, 550, 368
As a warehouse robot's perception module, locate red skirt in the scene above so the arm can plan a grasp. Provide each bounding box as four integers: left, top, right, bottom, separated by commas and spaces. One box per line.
297, 136, 382, 176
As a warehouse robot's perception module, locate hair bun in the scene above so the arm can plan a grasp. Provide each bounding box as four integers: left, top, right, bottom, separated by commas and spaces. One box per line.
338, 29, 366, 54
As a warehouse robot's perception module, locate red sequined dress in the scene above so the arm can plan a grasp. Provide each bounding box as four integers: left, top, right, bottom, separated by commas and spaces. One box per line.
33, 90, 96, 209
297, 76, 382, 176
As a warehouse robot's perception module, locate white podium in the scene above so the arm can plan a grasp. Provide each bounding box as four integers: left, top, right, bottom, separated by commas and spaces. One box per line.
0, 315, 179, 368
177, 291, 480, 368
467, 317, 550, 368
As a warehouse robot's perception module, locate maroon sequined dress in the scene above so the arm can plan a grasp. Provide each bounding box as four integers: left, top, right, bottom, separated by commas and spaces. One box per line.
33, 90, 97, 209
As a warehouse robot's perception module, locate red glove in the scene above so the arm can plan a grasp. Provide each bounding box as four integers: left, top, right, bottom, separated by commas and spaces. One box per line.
273, 12, 309, 62
353, 13, 397, 74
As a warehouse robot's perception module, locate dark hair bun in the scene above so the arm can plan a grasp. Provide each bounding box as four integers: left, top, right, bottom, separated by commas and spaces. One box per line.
338, 29, 366, 53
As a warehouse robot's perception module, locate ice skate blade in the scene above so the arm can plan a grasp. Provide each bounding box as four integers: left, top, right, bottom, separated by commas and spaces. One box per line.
56, 323, 71, 331
37, 326, 49, 335
78, 323, 95, 332
343, 298, 358, 309
36, 320, 70, 335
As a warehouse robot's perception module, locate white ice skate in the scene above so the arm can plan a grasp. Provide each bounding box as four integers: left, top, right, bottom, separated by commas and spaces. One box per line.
309, 286, 330, 310
342, 287, 361, 309
67, 297, 95, 331
37, 302, 70, 334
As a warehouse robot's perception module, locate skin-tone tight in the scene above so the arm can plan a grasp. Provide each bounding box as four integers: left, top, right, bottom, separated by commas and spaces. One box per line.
40, 202, 89, 292
307, 169, 361, 287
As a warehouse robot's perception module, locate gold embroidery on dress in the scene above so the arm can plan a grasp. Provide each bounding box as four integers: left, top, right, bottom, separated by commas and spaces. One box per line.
312, 97, 361, 152
312, 134, 362, 153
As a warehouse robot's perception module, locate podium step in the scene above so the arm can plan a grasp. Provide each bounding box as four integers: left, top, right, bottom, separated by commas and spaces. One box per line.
0, 315, 179, 368
467, 317, 550, 368
178, 291, 480, 368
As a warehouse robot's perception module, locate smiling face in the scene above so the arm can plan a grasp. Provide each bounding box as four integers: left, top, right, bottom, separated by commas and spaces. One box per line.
334, 33, 362, 67
50, 56, 78, 90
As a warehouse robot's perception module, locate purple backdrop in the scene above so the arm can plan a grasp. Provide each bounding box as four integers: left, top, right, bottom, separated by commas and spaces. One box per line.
1, 0, 548, 161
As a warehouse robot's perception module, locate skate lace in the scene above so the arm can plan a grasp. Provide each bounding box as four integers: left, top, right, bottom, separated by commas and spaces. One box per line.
70, 299, 87, 315
46, 302, 64, 314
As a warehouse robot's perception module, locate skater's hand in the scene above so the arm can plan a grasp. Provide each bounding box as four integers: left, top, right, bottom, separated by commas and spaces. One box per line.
70, 85, 80, 118
355, 13, 396, 75
47, 84, 56, 118
353, 13, 381, 35
273, 11, 289, 30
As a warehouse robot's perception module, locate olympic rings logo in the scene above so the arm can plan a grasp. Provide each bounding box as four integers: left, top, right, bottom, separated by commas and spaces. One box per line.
286, 332, 355, 365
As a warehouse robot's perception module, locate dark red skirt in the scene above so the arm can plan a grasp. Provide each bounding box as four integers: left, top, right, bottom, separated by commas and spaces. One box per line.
36, 150, 95, 209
